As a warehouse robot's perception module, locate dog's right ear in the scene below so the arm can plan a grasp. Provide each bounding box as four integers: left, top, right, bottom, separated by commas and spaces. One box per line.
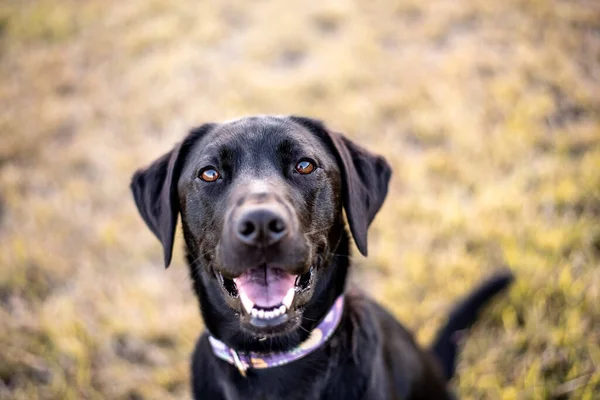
130, 124, 215, 268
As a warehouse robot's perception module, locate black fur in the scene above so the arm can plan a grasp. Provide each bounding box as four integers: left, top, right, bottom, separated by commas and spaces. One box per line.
130, 115, 513, 399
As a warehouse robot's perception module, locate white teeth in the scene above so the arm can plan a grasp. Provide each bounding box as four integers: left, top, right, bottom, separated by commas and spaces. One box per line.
240, 291, 255, 314
282, 288, 295, 309
249, 306, 289, 319
246, 299, 290, 320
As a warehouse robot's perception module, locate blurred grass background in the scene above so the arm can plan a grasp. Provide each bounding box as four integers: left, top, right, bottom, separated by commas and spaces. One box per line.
0, 0, 599, 399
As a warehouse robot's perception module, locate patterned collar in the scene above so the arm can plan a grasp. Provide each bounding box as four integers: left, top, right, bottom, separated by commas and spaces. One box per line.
208, 295, 345, 377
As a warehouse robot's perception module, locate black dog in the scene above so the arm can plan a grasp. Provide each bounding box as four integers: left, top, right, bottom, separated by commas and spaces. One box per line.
131, 116, 513, 399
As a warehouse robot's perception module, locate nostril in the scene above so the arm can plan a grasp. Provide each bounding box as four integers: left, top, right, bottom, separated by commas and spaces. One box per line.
239, 221, 256, 237
268, 218, 286, 234
235, 208, 288, 246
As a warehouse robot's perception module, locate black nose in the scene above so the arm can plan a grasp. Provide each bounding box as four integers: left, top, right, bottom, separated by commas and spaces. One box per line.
236, 207, 288, 246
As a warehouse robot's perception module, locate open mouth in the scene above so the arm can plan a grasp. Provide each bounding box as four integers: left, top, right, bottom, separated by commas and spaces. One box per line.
216, 265, 314, 327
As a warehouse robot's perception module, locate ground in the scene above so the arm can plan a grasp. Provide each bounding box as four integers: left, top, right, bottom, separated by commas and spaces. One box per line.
0, 0, 599, 399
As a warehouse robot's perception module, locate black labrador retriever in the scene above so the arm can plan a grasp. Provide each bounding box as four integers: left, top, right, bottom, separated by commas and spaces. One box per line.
130, 115, 513, 399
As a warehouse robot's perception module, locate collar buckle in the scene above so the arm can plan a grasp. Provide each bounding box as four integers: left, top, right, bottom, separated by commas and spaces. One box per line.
230, 349, 247, 377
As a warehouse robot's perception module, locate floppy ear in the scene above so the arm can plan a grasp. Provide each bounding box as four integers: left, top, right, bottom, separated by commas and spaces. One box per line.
328, 132, 392, 256
130, 124, 215, 267
130, 147, 182, 268
290, 117, 392, 256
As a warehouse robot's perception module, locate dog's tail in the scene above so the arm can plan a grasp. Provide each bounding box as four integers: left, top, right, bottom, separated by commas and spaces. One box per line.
429, 271, 514, 381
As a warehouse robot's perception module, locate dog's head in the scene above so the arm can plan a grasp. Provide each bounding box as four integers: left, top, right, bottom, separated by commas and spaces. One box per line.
131, 116, 391, 342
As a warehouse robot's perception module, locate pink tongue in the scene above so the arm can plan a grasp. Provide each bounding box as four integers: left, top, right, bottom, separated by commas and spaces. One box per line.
234, 267, 296, 308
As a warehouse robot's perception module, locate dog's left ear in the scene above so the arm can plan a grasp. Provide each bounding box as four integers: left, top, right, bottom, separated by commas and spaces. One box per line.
290, 117, 392, 256
130, 147, 182, 268
130, 124, 215, 267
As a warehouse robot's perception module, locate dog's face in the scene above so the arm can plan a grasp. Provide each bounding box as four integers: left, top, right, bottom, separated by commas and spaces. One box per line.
179, 117, 343, 335
131, 116, 391, 340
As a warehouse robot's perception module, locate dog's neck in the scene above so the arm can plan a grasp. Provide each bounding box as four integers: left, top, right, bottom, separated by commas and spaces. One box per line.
185, 228, 351, 354
208, 294, 345, 376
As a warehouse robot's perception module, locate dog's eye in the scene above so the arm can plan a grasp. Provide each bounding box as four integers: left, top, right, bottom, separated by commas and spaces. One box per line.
295, 160, 315, 175
199, 167, 220, 182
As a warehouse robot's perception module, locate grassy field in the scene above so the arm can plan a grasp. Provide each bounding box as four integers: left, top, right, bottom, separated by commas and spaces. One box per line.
1, 0, 599, 398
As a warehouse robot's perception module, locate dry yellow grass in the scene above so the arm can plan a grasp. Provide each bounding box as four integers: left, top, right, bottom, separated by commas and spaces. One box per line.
1, 0, 599, 399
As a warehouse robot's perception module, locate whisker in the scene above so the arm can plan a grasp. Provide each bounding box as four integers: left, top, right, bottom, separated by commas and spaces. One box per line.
303, 223, 335, 237
297, 325, 311, 335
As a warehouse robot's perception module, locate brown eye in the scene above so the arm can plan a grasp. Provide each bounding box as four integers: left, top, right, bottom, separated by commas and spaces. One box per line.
295, 160, 315, 175
199, 168, 220, 182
